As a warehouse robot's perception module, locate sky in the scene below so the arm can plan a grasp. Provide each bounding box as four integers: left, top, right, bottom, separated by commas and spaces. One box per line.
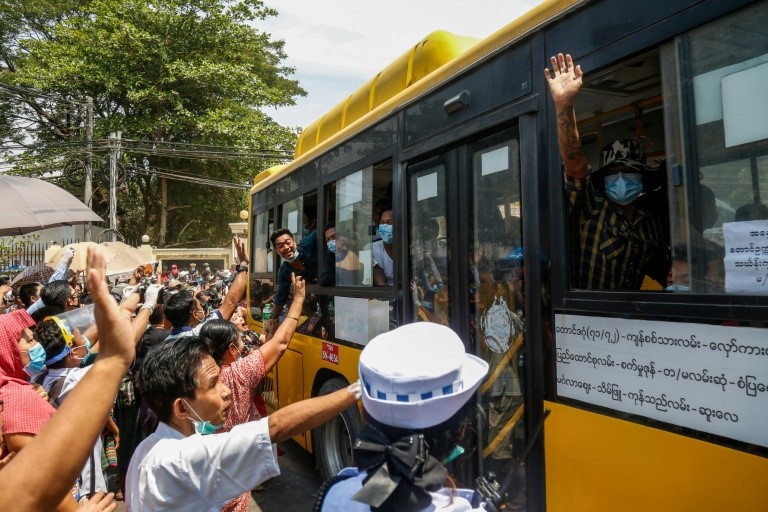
260, 0, 545, 130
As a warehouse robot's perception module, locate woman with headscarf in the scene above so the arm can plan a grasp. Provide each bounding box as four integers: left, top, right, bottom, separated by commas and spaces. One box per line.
315, 322, 490, 512
0, 309, 78, 511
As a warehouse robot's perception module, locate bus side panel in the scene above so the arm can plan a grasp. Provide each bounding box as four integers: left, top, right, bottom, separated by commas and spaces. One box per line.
543, 401, 768, 511
304, 339, 362, 455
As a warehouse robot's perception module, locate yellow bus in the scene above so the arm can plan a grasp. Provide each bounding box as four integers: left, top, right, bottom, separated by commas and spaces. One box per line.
245, 0, 768, 510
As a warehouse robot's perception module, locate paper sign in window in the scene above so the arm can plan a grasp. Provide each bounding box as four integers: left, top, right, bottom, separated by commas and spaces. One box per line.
287, 210, 298, 234
417, 172, 438, 201
339, 169, 364, 207
722, 61, 768, 148
481, 147, 509, 176
723, 219, 768, 294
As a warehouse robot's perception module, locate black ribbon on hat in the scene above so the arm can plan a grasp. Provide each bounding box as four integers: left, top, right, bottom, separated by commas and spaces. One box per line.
352, 424, 447, 509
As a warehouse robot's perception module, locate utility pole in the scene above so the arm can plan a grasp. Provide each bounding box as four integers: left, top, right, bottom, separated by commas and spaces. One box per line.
108, 131, 121, 242
84, 96, 93, 242
159, 177, 167, 247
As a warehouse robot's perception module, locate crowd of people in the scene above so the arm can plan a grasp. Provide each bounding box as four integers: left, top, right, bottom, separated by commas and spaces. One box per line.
0, 233, 491, 512
10, 50, 750, 512
0, 237, 362, 511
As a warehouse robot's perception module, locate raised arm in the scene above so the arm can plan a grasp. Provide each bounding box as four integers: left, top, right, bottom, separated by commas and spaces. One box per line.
259, 274, 305, 373
26, 247, 76, 315
218, 236, 250, 321
49, 246, 75, 283
130, 284, 163, 345
267, 384, 360, 444
544, 53, 589, 179
0, 247, 135, 512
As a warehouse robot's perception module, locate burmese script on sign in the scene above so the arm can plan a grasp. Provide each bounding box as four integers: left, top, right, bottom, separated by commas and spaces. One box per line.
723, 219, 768, 295
555, 314, 768, 447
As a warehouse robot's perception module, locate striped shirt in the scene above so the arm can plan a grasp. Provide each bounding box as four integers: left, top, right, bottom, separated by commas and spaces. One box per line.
566, 173, 667, 289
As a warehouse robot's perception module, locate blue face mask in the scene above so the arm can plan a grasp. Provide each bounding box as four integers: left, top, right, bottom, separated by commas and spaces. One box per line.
378, 224, 393, 245
604, 172, 643, 205
24, 342, 47, 377
183, 400, 222, 435
327, 240, 336, 253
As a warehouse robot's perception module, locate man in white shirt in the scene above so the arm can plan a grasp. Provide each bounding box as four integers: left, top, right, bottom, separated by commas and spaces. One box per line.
126, 335, 360, 511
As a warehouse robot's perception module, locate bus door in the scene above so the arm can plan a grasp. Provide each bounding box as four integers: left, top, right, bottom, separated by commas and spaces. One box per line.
405, 124, 530, 508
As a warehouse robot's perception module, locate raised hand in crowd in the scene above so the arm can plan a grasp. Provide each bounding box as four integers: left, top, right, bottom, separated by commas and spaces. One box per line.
0, 246, 135, 512
217, 236, 250, 321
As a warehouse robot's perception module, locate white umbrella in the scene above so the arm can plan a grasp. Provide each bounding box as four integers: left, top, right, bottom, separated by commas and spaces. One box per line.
47, 241, 153, 277
0, 175, 102, 236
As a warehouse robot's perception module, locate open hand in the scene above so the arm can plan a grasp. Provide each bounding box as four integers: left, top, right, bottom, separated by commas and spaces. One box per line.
86, 247, 134, 368
233, 236, 250, 266
544, 53, 583, 106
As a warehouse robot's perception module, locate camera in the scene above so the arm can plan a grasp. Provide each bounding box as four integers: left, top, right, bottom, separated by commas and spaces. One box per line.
207, 290, 223, 308
140, 275, 157, 288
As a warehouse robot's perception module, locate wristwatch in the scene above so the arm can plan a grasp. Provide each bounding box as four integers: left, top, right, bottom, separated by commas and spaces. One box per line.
236, 263, 248, 273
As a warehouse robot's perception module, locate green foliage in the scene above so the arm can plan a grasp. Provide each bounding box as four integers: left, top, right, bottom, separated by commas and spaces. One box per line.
0, 234, 40, 270
0, 0, 301, 246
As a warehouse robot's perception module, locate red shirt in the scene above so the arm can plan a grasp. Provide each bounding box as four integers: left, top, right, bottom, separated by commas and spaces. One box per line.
218, 349, 267, 432
218, 349, 268, 512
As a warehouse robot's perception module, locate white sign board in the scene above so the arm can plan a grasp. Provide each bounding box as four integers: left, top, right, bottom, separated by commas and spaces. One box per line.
723, 220, 768, 294
555, 314, 768, 447
335, 296, 389, 346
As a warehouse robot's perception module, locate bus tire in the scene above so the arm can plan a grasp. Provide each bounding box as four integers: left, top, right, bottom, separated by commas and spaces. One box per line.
314, 378, 362, 482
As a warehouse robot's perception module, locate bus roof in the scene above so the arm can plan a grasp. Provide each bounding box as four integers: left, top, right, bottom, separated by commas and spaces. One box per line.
252, 0, 582, 193
294, 30, 480, 158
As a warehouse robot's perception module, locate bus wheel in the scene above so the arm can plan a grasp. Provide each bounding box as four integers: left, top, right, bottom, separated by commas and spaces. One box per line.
314, 378, 362, 481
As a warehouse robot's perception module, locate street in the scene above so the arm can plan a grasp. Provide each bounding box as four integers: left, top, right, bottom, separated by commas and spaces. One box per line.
251, 440, 323, 511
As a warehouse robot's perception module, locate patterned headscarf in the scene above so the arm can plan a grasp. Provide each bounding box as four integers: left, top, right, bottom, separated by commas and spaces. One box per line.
0, 309, 36, 382
0, 309, 55, 437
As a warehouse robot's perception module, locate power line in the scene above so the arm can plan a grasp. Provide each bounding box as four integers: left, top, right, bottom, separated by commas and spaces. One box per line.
2, 138, 294, 160
121, 138, 293, 155
125, 164, 251, 190
0, 83, 88, 106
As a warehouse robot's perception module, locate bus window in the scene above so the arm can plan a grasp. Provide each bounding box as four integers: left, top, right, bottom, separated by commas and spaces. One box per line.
555, 51, 671, 292
252, 210, 272, 274
408, 161, 450, 324
280, 193, 317, 246
270, 192, 318, 321
335, 161, 392, 287
665, 1, 768, 295
469, 130, 526, 501
249, 209, 275, 318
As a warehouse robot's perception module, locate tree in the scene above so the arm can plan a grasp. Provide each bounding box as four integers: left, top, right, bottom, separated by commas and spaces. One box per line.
0, 0, 301, 246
